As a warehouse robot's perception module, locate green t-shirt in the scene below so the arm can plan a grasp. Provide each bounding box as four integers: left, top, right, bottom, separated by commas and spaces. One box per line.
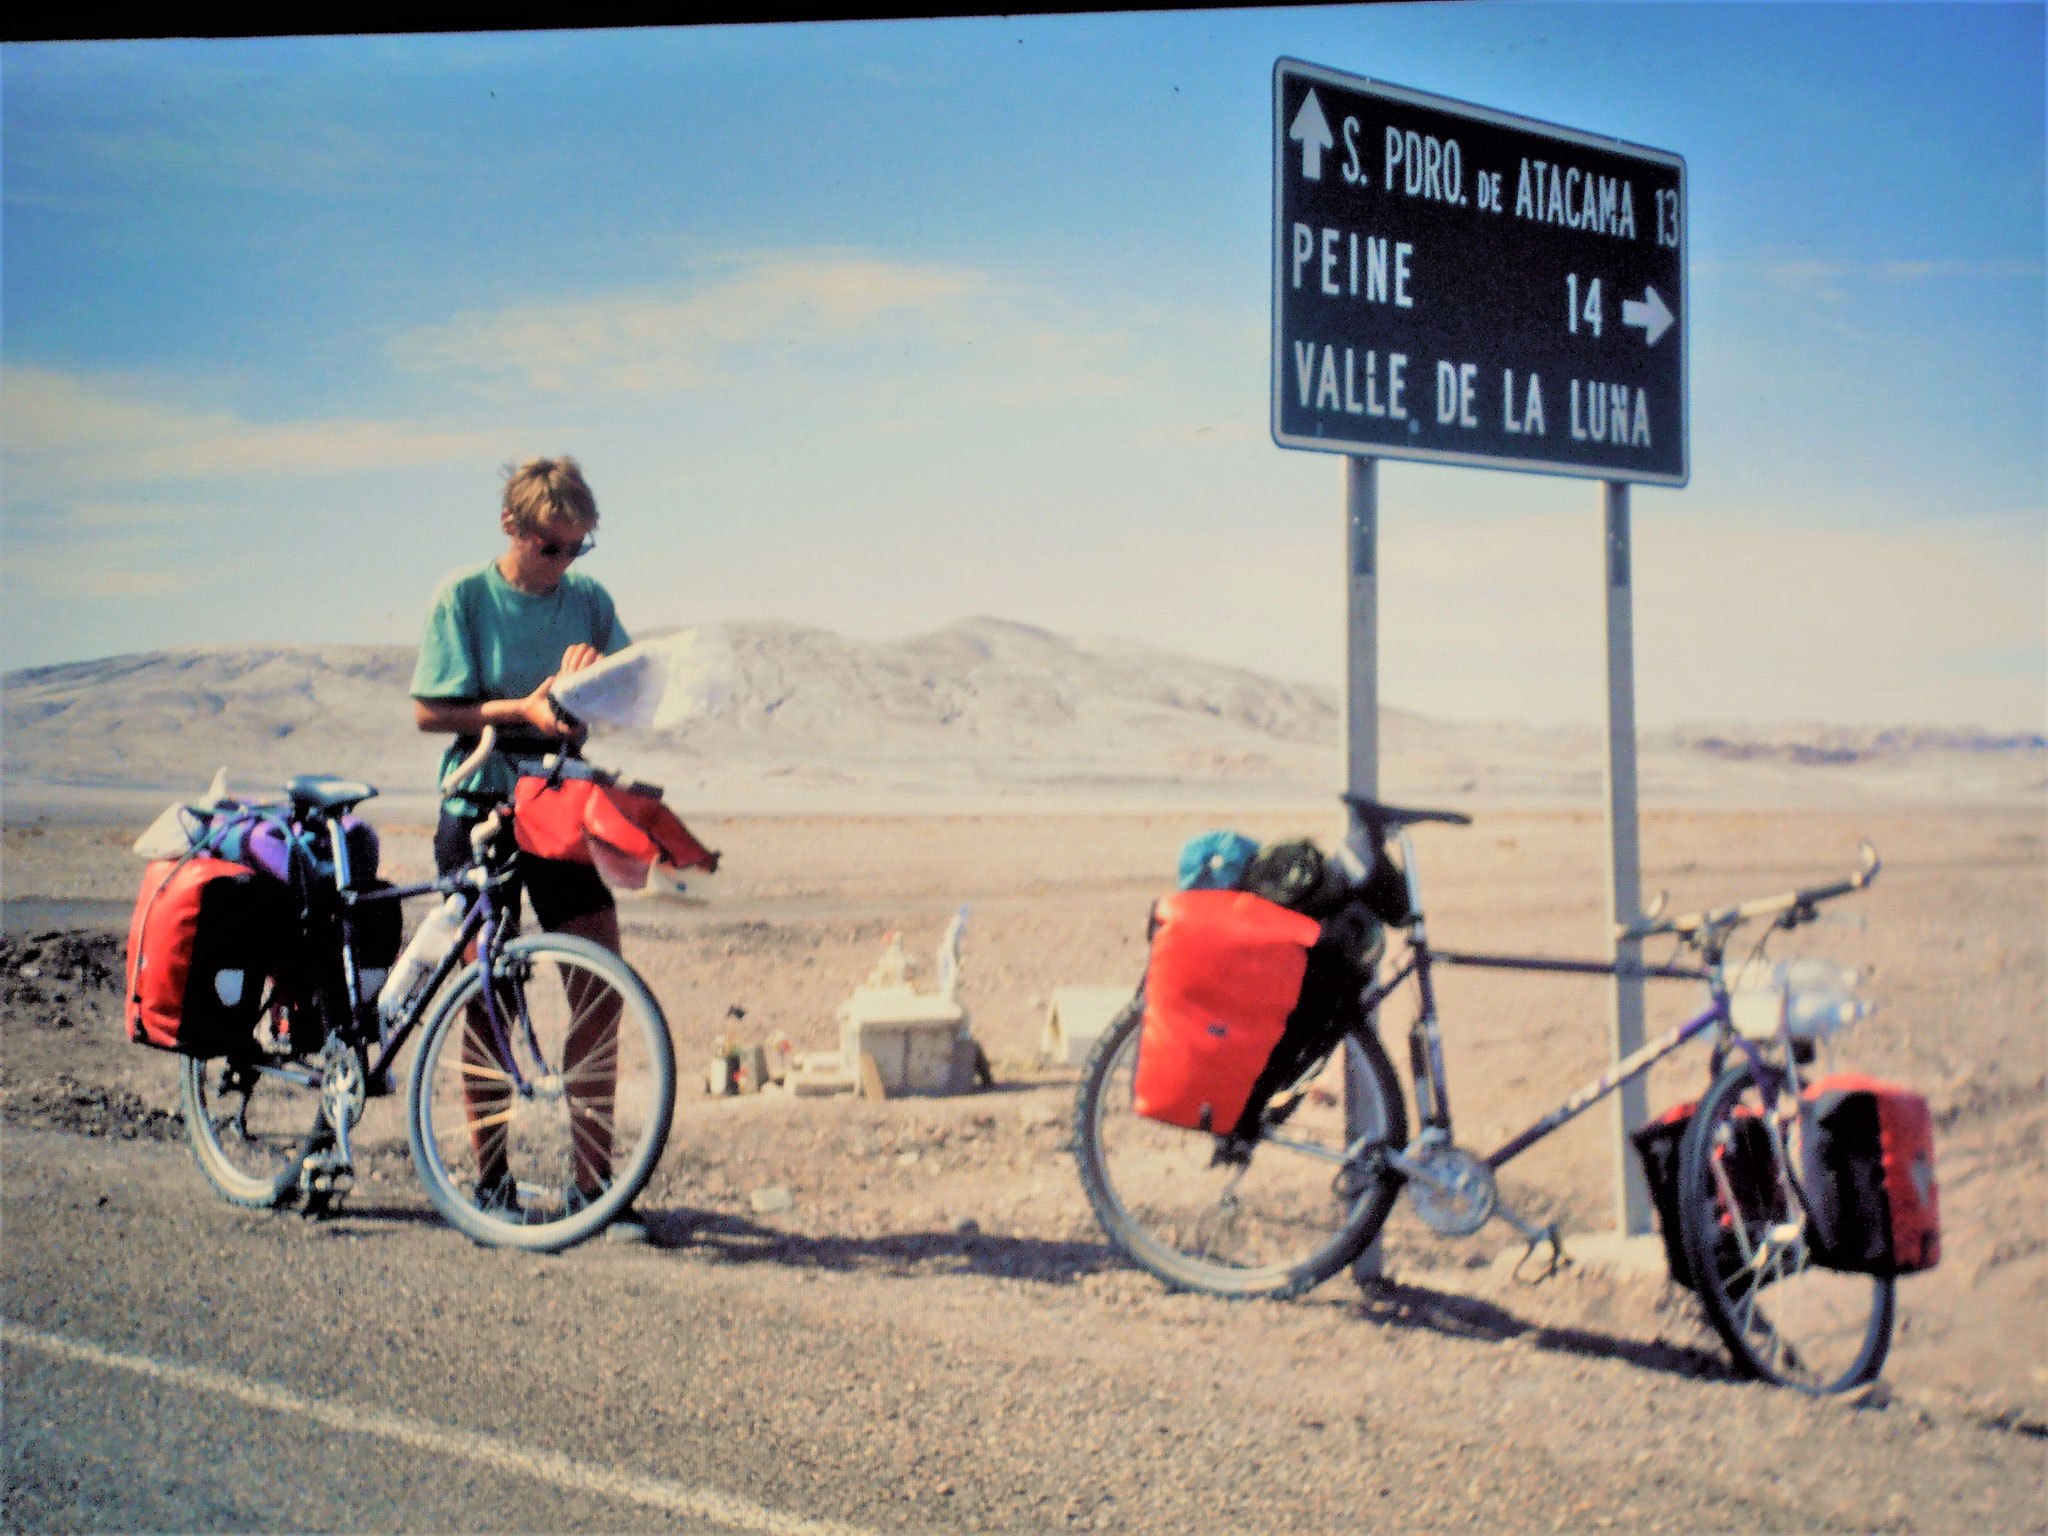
411, 560, 630, 811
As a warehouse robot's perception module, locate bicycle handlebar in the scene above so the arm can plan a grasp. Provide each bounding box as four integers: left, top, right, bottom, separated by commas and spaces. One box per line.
440, 725, 500, 795
438, 723, 631, 797
1617, 840, 1880, 943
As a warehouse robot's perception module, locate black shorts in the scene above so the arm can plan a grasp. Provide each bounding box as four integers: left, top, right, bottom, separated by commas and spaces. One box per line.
433, 810, 614, 930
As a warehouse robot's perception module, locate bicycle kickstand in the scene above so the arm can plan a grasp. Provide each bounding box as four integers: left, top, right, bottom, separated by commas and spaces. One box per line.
1495, 1200, 1569, 1285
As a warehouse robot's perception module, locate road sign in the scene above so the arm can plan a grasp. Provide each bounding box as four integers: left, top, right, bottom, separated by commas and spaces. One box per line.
1273, 59, 1688, 485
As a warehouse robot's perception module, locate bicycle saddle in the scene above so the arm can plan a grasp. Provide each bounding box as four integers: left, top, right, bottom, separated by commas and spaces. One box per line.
1340, 793, 1472, 829
287, 775, 379, 814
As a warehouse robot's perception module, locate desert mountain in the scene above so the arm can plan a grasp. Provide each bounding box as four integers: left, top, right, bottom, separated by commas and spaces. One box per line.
3, 617, 2040, 807
2, 619, 1357, 799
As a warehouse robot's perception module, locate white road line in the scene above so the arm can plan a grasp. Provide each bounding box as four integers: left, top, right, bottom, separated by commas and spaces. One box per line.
4, 1320, 878, 1536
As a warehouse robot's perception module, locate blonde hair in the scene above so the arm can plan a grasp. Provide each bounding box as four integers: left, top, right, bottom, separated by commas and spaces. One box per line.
501, 456, 599, 536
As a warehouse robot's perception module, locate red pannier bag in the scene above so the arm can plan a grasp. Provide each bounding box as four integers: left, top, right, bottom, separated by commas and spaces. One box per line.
1802, 1073, 1941, 1275
125, 857, 281, 1056
1132, 889, 1322, 1135
513, 774, 716, 889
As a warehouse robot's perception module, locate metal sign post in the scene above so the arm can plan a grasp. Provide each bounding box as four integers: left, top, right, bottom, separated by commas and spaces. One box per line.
1271, 58, 1688, 1249
1342, 455, 1390, 1277
1602, 483, 1652, 1234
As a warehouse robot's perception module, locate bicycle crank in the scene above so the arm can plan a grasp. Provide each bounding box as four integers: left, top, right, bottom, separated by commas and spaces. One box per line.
1387, 1138, 1498, 1237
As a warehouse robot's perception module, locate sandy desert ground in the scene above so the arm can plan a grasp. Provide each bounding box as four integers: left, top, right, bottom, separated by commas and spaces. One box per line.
3, 791, 2042, 1447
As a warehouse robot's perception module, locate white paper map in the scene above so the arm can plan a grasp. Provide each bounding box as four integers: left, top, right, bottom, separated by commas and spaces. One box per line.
549, 627, 735, 732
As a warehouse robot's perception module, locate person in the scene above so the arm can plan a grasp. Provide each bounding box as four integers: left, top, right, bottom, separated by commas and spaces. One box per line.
409, 454, 646, 1242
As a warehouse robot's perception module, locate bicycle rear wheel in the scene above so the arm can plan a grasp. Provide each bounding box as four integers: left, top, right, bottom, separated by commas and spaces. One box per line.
407, 932, 675, 1252
1074, 996, 1407, 1299
1678, 1063, 1895, 1394
181, 1049, 325, 1209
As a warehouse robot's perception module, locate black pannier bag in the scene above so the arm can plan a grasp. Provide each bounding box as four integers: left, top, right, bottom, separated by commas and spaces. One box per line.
286, 878, 406, 1050
1632, 1100, 1784, 1294
1801, 1074, 1941, 1276
1634, 1103, 1702, 1288
344, 879, 405, 972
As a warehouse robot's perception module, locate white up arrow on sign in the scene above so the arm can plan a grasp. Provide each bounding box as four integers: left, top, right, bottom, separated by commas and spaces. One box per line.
1288, 89, 1335, 181
1622, 286, 1675, 347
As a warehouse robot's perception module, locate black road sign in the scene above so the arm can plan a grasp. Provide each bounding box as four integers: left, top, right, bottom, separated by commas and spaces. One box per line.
1273, 58, 1688, 485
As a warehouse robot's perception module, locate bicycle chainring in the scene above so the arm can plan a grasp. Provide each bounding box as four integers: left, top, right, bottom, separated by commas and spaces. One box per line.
1403, 1142, 1499, 1237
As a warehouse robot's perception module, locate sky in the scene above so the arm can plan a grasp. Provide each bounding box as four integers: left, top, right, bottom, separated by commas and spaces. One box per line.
3, 3, 2043, 729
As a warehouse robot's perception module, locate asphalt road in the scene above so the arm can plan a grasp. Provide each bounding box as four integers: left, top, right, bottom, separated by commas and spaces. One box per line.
5, 1125, 2042, 1535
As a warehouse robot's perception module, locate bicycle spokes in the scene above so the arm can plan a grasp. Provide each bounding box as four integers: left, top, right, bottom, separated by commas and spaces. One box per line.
1683, 1065, 1893, 1394
410, 936, 674, 1249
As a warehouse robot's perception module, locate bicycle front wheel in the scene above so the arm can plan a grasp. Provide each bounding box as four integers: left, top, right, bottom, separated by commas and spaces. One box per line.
406, 933, 675, 1252
1678, 1063, 1895, 1394
1074, 996, 1408, 1299
181, 1051, 325, 1209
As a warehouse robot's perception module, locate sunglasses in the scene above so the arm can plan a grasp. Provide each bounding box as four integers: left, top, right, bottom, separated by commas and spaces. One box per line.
533, 531, 596, 559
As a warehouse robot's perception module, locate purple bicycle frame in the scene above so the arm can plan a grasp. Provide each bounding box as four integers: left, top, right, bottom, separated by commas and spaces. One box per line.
351, 875, 531, 1096
1353, 939, 1776, 1172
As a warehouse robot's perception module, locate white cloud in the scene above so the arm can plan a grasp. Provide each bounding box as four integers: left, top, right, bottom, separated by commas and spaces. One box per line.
0, 367, 508, 493
1, 503, 247, 602
387, 251, 1144, 408
391, 253, 1002, 394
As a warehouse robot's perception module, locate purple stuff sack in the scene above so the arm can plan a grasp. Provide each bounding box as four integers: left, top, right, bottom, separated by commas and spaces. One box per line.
207, 811, 298, 884
210, 808, 378, 888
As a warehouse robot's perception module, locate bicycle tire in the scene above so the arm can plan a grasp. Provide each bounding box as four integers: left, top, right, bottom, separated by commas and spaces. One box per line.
1678, 1063, 1895, 1394
180, 1051, 325, 1209
406, 932, 675, 1253
1074, 994, 1408, 1299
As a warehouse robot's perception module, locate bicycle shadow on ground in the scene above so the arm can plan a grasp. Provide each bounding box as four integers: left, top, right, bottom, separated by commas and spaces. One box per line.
640, 1213, 1731, 1383
638, 1207, 1115, 1285
293, 1202, 453, 1235
1342, 1276, 1737, 1384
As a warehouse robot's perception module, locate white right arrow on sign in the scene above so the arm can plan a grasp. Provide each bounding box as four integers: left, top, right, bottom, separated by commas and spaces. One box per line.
1288, 89, 1334, 181
1622, 286, 1675, 347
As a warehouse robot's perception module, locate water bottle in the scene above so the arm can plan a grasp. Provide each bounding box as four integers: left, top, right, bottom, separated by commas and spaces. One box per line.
1730, 957, 1870, 1041
377, 895, 466, 1023
1781, 957, 1872, 1038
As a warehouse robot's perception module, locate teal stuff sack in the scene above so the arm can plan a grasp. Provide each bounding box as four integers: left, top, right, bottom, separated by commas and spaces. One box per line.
1177, 830, 1261, 891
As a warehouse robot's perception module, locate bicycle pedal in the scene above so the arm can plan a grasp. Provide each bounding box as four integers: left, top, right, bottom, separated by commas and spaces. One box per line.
300, 1155, 354, 1191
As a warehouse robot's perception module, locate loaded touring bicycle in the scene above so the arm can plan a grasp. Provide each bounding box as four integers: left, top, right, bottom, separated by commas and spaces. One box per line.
1075, 795, 1937, 1395
129, 726, 684, 1251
